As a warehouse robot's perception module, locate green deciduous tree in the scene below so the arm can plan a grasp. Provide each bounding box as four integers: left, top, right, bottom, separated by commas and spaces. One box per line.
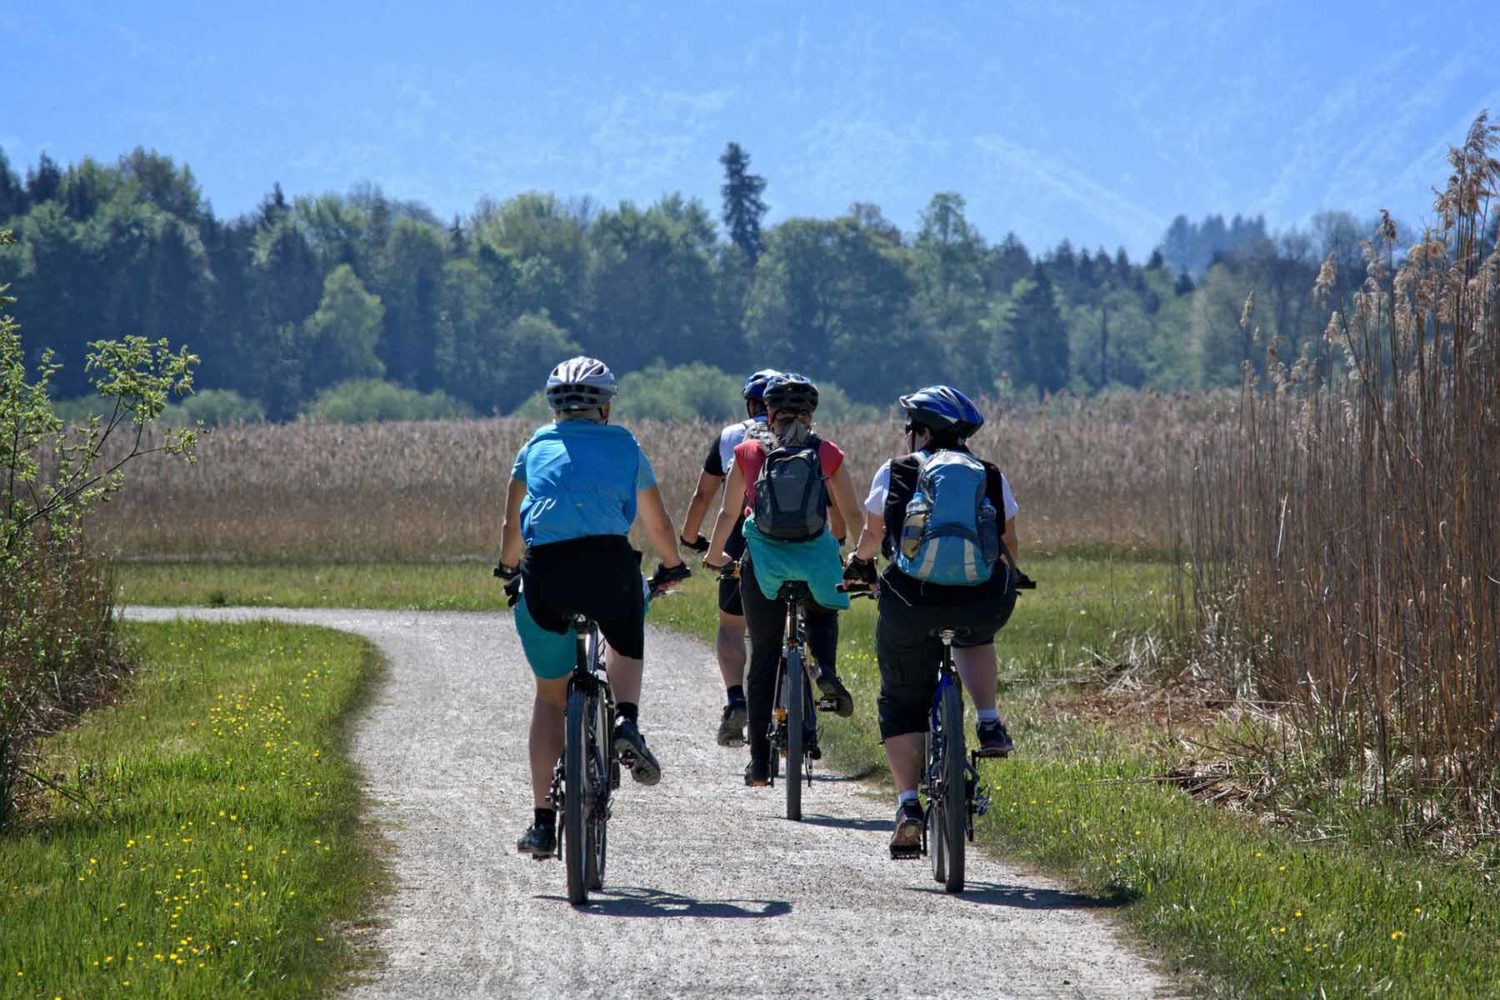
305, 264, 385, 390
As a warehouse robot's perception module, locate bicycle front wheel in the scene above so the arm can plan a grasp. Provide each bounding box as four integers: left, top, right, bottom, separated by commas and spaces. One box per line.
563, 685, 589, 905
785, 650, 804, 821
940, 681, 966, 893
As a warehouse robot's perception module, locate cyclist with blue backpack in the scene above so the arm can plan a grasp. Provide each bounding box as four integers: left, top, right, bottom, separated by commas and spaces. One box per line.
843, 386, 1022, 854
497, 356, 691, 858
704, 373, 865, 786
676, 369, 779, 747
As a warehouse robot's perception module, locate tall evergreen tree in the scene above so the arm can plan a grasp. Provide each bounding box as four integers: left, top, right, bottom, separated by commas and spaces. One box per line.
719, 142, 767, 264
0, 150, 26, 220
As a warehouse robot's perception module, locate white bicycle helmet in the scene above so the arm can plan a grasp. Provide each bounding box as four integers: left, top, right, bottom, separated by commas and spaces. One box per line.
545, 356, 618, 411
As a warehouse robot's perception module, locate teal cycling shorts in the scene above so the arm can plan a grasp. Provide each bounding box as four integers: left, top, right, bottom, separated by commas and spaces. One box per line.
513, 581, 653, 681
514, 593, 577, 680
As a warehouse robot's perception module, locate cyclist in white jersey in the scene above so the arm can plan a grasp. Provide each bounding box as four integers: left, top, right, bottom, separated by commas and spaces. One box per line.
678, 369, 778, 746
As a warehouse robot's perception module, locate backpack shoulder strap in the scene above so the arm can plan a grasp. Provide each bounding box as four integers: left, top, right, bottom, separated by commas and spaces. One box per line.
882, 453, 925, 554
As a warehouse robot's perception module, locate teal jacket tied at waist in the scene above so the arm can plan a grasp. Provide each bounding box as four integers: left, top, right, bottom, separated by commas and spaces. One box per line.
742, 517, 851, 610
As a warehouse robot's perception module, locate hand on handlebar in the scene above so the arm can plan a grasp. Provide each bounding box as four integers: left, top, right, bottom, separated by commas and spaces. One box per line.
1013, 568, 1037, 591
503, 576, 523, 608
648, 560, 692, 595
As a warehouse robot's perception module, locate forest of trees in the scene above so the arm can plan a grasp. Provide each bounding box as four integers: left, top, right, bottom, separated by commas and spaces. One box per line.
0, 142, 1386, 422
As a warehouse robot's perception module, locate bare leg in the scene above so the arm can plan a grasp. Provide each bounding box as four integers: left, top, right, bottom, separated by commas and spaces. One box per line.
884, 732, 925, 796
604, 646, 643, 706
953, 643, 999, 715
716, 611, 747, 692
529, 677, 568, 808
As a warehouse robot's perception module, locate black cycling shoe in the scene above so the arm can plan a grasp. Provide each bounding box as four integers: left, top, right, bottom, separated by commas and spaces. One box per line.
816, 670, 855, 718
613, 718, 662, 785
516, 821, 557, 859
717, 700, 748, 747
744, 758, 771, 787
975, 718, 1015, 758
890, 799, 924, 858
804, 729, 822, 761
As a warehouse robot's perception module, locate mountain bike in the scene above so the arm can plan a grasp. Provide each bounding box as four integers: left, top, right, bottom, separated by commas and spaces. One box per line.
552, 611, 619, 905
768, 579, 827, 822
502, 566, 687, 906
850, 570, 1036, 893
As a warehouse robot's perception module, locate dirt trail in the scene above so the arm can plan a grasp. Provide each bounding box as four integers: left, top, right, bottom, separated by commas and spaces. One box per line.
126, 607, 1178, 999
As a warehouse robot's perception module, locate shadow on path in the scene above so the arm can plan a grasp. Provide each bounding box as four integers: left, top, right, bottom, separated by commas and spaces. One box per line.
906, 881, 1131, 911
798, 813, 891, 833
538, 886, 793, 919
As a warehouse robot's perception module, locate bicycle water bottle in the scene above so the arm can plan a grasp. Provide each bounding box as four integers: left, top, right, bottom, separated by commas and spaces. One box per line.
978, 498, 1000, 563
901, 491, 930, 559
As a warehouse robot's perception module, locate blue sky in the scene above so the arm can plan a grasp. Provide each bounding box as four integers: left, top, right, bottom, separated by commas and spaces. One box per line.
4, 0, 1496, 256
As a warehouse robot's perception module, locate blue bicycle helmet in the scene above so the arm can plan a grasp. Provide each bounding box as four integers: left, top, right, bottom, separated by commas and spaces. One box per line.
898, 385, 985, 437
742, 369, 780, 401
763, 372, 819, 414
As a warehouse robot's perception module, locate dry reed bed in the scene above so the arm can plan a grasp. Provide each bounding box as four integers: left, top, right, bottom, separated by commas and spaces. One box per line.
94, 395, 1216, 560
1186, 116, 1500, 832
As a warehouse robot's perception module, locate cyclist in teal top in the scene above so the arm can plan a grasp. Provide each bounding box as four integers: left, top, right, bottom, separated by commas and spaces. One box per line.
497, 356, 690, 859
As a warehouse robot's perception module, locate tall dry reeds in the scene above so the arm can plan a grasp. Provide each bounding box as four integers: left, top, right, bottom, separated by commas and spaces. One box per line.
1186, 115, 1500, 831
94, 395, 1216, 561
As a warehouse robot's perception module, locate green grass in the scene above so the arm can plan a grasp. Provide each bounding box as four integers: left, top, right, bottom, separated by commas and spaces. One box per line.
0, 621, 384, 999
110, 557, 1500, 997
116, 561, 506, 611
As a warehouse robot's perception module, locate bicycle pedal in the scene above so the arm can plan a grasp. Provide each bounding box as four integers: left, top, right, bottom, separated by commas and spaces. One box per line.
972, 747, 1011, 760
889, 845, 923, 861
815, 696, 840, 712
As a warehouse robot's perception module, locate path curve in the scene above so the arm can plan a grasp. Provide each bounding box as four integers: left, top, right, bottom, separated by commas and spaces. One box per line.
125, 607, 1177, 999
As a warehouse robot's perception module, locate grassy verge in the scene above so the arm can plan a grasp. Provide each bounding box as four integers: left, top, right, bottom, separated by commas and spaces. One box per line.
0, 620, 384, 999
112, 558, 1500, 997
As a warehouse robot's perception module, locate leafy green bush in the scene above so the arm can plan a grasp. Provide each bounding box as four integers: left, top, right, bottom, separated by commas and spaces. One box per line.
303, 378, 471, 423
1, 227, 198, 829
508, 362, 880, 422
162, 388, 266, 426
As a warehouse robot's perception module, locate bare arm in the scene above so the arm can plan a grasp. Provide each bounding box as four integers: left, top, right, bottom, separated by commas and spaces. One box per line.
499, 478, 527, 569
826, 464, 864, 545
636, 484, 686, 569
707, 463, 746, 566
854, 509, 884, 562
1003, 517, 1018, 563
680, 470, 724, 541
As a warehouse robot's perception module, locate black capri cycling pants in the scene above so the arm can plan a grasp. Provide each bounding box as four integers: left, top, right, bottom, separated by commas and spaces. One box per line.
875, 585, 1016, 740
521, 535, 646, 660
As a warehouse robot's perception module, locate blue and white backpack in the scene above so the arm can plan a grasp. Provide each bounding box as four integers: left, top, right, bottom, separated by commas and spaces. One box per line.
894, 450, 1000, 585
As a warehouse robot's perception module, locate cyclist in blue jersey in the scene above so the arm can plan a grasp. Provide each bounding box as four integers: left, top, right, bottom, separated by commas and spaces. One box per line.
677, 369, 778, 746
497, 356, 690, 858
844, 386, 1023, 855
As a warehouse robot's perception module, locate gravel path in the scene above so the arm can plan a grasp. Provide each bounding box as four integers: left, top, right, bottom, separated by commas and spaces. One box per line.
126, 607, 1177, 999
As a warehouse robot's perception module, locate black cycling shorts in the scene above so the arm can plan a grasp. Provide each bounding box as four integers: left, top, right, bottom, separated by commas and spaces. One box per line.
875, 582, 1016, 740
521, 535, 645, 660
717, 572, 745, 617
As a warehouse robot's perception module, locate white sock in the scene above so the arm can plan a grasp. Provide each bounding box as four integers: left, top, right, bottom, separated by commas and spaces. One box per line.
977, 709, 1000, 724
897, 789, 919, 806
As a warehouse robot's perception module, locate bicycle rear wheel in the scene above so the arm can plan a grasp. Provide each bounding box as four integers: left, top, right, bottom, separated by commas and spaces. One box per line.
785, 650, 804, 821
927, 730, 946, 885
940, 681, 966, 893
563, 685, 589, 905
586, 689, 610, 891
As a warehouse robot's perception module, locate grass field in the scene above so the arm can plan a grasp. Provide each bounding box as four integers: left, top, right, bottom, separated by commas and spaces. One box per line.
0, 621, 384, 1000
112, 557, 1500, 998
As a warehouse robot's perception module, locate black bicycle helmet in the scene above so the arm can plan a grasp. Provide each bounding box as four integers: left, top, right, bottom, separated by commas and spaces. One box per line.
762, 372, 819, 415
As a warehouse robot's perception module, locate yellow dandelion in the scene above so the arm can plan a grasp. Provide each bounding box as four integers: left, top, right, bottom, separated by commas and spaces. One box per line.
1391, 930, 1405, 941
